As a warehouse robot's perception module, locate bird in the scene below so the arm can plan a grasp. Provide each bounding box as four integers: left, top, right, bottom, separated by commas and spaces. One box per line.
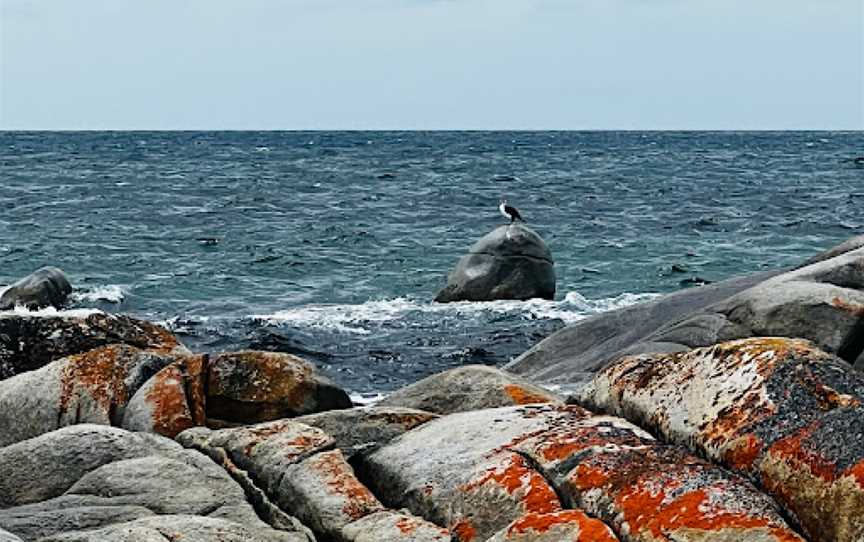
499, 198, 524, 223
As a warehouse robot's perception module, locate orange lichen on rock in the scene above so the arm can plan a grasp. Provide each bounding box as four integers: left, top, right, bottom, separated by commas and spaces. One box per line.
451, 519, 478, 542
508, 510, 618, 541
722, 434, 764, 472
143, 363, 196, 438
58, 345, 133, 421
832, 296, 864, 317
461, 453, 560, 516
503, 384, 555, 405
395, 516, 418, 534
765, 422, 838, 482
307, 449, 383, 521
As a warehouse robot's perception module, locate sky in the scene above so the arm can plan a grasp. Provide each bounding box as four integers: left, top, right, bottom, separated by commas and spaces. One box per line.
0, 0, 862, 130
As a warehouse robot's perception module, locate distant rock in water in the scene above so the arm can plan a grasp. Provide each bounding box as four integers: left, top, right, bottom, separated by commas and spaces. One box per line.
0, 267, 71, 311
435, 224, 555, 303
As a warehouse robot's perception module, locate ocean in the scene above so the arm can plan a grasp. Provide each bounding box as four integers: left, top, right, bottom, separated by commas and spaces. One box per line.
1, 131, 862, 397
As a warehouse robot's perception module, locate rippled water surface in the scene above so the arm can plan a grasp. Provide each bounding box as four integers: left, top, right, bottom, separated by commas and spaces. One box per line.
1, 131, 862, 394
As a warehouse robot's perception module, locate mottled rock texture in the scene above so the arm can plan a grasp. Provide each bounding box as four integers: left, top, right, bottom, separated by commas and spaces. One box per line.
0, 425, 312, 541
378, 365, 561, 415
358, 403, 798, 542
206, 350, 352, 425
579, 337, 864, 542
178, 419, 394, 542
0, 345, 181, 447
486, 511, 619, 542
0, 312, 187, 379
342, 510, 451, 542
435, 224, 555, 302
508, 236, 864, 383
0, 267, 71, 311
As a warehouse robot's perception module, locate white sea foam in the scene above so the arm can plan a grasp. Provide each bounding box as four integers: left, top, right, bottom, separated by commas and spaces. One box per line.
349, 392, 386, 406
0, 306, 103, 318
250, 291, 659, 335
71, 285, 126, 303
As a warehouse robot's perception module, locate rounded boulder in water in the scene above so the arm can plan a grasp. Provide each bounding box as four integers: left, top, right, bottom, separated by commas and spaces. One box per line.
435, 224, 555, 302
0, 267, 72, 311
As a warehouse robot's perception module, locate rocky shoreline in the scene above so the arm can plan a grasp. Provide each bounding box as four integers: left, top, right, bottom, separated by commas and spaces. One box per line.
1, 233, 863, 541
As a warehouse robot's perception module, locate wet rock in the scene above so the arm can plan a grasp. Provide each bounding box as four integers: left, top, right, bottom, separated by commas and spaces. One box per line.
435, 224, 555, 302
508, 235, 864, 383
177, 420, 386, 542
486, 511, 619, 542
358, 404, 801, 542
0, 267, 71, 311
121, 355, 207, 438
342, 510, 451, 542
206, 351, 352, 425
579, 337, 864, 542
0, 311, 188, 379
0, 424, 311, 541
0, 345, 181, 447
378, 365, 562, 415
293, 406, 438, 458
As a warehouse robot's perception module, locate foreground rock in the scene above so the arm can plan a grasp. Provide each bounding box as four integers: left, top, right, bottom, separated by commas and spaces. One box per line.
435, 224, 555, 302
178, 418, 447, 541
0, 345, 182, 447
206, 351, 352, 425
0, 267, 71, 311
0, 311, 187, 379
378, 365, 562, 415
508, 236, 864, 383
579, 337, 864, 542
358, 403, 800, 542
0, 424, 312, 541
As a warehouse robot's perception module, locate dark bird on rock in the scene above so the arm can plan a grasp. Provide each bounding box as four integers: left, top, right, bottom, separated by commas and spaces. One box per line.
499, 198, 524, 223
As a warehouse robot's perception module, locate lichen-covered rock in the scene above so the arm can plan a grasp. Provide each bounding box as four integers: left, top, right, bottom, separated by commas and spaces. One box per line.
293, 406, 438, 457
121, 355, 207, 438
579, 337, 864, 542
342, 510, 451, 542
486, 511, 619, 542
33, 514, 306, 542
280, 449, 385, 540
0, 311, 187, 379
177, 420, 385, 542
435, 224, 555, 302
0, 267, 71, 311
378, 365, 561, 415
177, 420, 335, 497
507, 237, 864, 383
0, 425, 311, 541
359, 404, 801, 542
0, 345, 181, 447
206, 351, 352, 424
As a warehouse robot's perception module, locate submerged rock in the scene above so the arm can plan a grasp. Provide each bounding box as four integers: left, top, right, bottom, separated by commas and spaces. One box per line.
0, 424, 311, 541
0, 267, 71, 311
0, 312, 188, 379
435, 224, 555, 303
378, 364, 562, 415
579, 337, 864, 542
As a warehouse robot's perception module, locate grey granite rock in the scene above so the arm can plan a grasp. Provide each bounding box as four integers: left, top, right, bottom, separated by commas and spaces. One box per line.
435, 224, 555, 302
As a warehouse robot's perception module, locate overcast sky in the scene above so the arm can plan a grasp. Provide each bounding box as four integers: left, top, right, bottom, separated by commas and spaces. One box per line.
1, 0, 862, 130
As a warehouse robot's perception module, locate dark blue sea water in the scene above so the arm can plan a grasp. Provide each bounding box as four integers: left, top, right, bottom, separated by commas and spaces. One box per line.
1, 131, 862, 396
